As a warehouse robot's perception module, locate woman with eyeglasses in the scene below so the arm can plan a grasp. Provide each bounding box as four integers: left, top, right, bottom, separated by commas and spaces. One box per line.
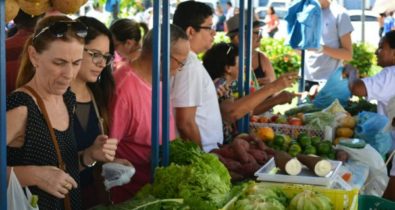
109, 18, 148, 71
71, 16, 124, 209
203, 42, 297, 143
6, 15, 115, 210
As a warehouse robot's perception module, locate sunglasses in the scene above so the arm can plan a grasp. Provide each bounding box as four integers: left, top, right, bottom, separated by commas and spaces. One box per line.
33, 21, 88, 42
84, 48, 114, 66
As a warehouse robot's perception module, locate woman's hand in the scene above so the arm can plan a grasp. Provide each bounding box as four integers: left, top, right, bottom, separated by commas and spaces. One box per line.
86, 135, 118, 163
275, 91, 296, 105
274, 72, 299, 89
34, 166, 78, 198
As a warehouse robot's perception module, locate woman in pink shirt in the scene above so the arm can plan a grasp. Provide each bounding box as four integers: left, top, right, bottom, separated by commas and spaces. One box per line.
109, 24, 190, 203
265, 6, 279, 38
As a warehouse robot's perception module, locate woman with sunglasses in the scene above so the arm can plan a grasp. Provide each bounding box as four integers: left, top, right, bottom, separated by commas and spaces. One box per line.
71, 16, 124, 209
203, 42, 297, 143
109, 18, 148, 71
6, 16, 114, 210
226, 12, 276, 87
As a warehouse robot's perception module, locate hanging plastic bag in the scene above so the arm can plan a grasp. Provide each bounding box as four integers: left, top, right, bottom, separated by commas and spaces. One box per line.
336, 144, 389, 196
313, 67, 351, 109
101, 162, 136, 190
7, 167, 39, 210
354, 111, 392, 155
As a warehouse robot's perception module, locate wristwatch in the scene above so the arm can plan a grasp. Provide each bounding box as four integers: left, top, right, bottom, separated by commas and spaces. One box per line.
79, 151, 97, 168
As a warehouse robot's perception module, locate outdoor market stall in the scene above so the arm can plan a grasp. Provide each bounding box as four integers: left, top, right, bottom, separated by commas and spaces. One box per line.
2, 0, 395, 210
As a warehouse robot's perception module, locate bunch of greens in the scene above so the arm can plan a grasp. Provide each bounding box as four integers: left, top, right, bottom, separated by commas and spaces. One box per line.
152, 140, 232, 209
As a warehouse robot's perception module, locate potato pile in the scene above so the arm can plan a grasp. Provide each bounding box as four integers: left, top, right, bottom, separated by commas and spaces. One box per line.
210, 134, 274, 181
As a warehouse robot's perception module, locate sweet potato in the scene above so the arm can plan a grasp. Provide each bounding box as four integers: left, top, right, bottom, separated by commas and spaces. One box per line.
254, 139, 269, 151
232, 138, 250, 163
248, 149, 268, 165
210, 148, 235, 159
219, 157, 242, 171
239, 162, 261, 178
336, 149, 349, 162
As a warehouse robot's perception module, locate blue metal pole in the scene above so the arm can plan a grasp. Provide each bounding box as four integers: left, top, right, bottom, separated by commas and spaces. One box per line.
151, 0, 161, 181
298, 50, 305, 93
243, 0, 253, 133
0, 0, 7, 208
237, 0, 245, 133
161, 0, 170, 167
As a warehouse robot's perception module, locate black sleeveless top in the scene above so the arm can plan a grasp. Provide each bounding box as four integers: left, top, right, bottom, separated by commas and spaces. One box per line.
253, 53, 266, 79
7, 90, 81, 210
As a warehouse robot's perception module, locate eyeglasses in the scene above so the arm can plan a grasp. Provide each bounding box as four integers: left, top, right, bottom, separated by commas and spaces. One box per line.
84, 48, 114, 66
171, 55, 186, 69
33, 21, 88, 42
196, 25, 216, 32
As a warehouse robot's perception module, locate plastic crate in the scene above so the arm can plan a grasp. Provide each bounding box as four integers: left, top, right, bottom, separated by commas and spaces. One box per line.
250, 122, 334, 140
257, 182, 359, 210
358, 195, 395, 210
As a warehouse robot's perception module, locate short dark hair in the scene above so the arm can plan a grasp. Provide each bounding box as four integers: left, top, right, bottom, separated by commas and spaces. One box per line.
173, 1, 213, 32
227, 1, 232, 7
203, 42, 238, 80
384, 30, 395, 49
142, 24, 188, 55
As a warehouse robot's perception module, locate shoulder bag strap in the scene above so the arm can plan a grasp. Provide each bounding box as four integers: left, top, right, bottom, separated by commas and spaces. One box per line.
24, 86, 72, 210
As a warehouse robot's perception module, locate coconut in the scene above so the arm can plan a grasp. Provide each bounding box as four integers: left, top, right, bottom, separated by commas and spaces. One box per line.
6, 0, 20, 23
51, 0, 84, 14
18, 0, 50, 16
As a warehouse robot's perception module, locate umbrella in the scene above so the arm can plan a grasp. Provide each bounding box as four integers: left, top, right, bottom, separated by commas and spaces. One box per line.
372, 0, 395, 14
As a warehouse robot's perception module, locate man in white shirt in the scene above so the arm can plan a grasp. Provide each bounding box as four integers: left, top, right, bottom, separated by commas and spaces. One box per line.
172, 1, 223, 152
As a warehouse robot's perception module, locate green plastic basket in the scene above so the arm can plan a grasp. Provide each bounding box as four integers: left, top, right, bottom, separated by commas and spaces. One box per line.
358, 195, 395, 210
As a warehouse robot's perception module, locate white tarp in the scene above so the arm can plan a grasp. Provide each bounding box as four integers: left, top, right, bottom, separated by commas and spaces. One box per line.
372, 0, 395, 14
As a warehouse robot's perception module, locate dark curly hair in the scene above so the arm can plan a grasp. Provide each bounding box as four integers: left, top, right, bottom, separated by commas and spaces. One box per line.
203, 42, 238, 80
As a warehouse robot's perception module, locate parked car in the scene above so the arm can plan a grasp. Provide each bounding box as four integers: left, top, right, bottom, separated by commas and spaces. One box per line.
348, 10, 380, 46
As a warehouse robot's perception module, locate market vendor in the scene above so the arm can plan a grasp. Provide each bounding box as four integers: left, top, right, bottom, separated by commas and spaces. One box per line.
109, 25, 189, 203
349, 31, 395, 201
202, 42, 298, 143
349, 31, 395, 148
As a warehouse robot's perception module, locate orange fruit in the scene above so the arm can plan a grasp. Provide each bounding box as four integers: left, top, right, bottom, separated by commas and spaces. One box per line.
256, 127, 275, 141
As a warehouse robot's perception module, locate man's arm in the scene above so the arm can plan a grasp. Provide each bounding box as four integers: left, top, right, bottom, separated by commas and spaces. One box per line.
323, 32, 353, 61
175, 107, 202, 148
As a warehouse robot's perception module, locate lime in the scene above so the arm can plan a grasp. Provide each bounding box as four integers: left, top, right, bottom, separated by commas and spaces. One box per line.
317, 142, 332, 155
297, 135, 311, 148
273, 135, 285, 146
288, 144, 302, 156
303, 145, 317, 155
311, 136, 321, 146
